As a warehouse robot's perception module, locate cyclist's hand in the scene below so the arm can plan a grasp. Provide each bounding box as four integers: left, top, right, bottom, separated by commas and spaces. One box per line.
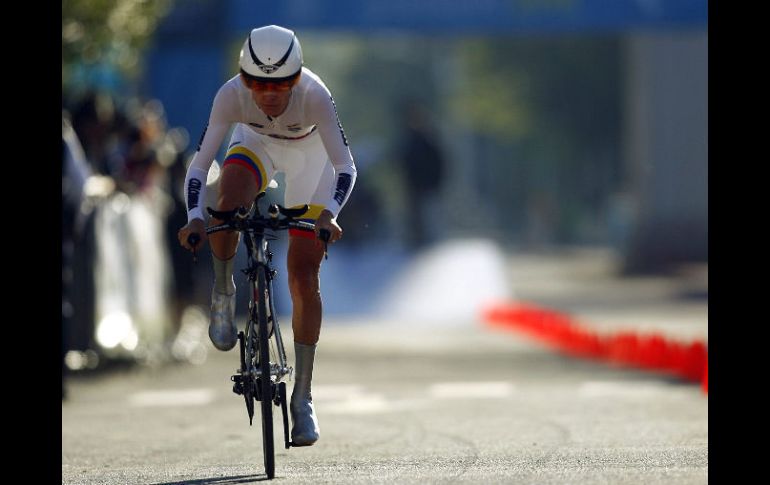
178, 218, 207, 251
315, 209, 342, 243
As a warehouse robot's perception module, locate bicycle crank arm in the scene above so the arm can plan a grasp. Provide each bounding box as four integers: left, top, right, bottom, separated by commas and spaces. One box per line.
278, 382, 291, 449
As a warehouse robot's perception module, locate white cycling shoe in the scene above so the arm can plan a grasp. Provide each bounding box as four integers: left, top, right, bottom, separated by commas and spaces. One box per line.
290, 342, 320, 446
209, 288, 237, 351
290, 396, 320, 446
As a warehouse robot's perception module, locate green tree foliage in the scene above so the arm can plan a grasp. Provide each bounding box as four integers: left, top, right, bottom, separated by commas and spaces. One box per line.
454, 35, 622, 242
62, 0, 174, 92
455, 35, 620, 156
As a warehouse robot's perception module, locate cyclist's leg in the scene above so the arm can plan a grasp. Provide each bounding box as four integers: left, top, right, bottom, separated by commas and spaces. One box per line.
278, 135, 334, 445
208, 125, 275, 351
211, 125, 275, 259
286, 236, 324, 445
286, 235, 325, 344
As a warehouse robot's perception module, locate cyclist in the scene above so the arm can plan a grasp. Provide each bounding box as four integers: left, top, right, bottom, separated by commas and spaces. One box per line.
177, 25, 357, 447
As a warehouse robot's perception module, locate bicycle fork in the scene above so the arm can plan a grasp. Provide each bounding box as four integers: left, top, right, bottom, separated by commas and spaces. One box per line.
264, 266, 293, 449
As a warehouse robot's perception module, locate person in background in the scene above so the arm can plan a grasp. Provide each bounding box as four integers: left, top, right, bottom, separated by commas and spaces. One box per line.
396, 100, 445, 249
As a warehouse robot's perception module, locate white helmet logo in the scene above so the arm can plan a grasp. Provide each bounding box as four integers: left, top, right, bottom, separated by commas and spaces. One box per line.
259, 65, 279, 74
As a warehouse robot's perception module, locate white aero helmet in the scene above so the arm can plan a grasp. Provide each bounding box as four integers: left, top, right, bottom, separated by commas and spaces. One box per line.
239, 25, 303, 82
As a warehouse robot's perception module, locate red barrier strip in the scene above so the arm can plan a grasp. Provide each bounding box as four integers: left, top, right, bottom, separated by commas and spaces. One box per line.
481, 301, 708, 394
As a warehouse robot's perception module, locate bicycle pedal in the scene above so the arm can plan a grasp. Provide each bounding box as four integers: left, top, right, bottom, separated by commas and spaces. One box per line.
288, 441, 314, 448
231, 374, 244, 395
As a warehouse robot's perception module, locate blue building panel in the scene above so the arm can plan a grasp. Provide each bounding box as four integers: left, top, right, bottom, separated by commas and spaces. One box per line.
227, 0, 707, 33
146, 45, 225, 145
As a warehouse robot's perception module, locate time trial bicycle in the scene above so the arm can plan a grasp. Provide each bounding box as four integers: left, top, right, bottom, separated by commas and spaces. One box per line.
188, 192, 329, 479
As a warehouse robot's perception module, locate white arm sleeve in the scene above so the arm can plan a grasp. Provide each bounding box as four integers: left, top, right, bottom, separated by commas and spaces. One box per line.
184, 166, 208, 222
184, 85, 237, 222
310, 91, 357, 218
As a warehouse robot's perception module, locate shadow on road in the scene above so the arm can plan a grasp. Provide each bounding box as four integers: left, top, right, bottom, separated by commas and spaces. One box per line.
151, 474, 268, 484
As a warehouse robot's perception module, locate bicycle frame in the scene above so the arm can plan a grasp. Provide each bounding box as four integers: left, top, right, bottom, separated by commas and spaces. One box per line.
241, 223, 291, 384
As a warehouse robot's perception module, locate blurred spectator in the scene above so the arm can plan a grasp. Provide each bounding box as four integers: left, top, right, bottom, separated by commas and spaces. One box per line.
64, 91, 194, 367
70, 91, 117, 176
62, 112, 92, 398
396, 100, 446, 248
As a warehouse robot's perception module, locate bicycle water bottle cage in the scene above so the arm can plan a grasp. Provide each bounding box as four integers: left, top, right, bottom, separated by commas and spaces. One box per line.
207, 206, 250, 222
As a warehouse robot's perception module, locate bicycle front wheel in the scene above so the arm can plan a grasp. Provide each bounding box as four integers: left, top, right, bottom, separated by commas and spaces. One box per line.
255, 265, 275, 479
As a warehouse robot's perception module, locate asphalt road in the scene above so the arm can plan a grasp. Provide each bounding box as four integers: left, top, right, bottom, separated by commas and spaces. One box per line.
62, 318, 707, 484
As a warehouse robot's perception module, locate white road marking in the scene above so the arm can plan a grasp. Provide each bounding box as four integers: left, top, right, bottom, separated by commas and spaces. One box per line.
322, 394, 398, 415
428, 381, 515, 399
129, 388, 215, 407
309, 385, 367, 401
248, 381, 518, 416
578, 381, 667, 398
312, 385, 414, 415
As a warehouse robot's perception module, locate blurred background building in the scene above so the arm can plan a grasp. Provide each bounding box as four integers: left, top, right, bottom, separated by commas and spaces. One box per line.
62, 0, 707, 372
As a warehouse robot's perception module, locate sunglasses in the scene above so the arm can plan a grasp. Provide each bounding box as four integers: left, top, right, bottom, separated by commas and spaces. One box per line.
240, 72, 298, 92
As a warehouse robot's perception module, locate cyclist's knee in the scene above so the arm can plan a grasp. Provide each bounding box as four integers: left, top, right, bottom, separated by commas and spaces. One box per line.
286, 225, 323, 298
217, 165, 259, 210
217, 190, 257, 212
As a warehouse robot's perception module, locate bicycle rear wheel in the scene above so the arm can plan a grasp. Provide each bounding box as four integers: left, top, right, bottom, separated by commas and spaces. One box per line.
255, 265, 275, 479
